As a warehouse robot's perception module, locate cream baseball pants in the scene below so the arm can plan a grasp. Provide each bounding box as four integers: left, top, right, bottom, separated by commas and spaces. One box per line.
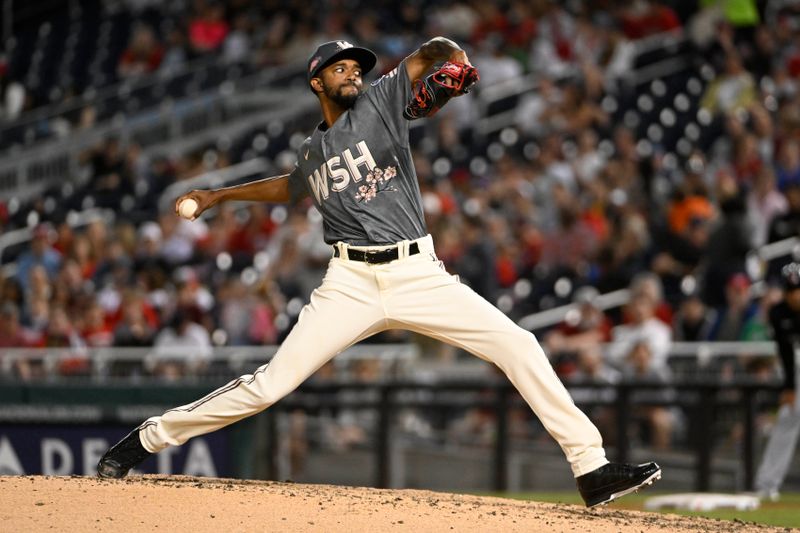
139, 235, 608, 477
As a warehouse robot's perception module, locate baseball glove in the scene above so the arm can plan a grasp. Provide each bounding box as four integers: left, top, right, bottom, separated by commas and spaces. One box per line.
403, 61, 480, 120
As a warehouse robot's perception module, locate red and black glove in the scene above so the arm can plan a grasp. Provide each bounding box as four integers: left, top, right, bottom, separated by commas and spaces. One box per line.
403, 61, 480, 120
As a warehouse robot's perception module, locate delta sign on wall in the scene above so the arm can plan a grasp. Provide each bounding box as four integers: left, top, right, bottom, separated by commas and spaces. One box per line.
0, 426, 231, 476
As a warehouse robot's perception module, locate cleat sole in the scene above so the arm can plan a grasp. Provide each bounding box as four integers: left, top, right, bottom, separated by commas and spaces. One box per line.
588, 469, 661, 508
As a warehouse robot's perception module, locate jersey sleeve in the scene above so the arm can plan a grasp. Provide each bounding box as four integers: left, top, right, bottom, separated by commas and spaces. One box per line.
286, 137, 312, 205
287, 163, 309, 205
364, 59, 413, 138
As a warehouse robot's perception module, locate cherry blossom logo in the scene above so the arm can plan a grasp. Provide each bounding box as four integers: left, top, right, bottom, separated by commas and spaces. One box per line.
355, 165, 397, 203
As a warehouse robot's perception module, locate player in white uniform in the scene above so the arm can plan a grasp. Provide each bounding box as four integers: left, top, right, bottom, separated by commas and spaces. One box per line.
754, 262, 800, 501
98, 37, 661, 507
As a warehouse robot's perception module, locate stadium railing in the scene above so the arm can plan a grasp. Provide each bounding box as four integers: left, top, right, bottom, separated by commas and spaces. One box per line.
0, 340, 783, 492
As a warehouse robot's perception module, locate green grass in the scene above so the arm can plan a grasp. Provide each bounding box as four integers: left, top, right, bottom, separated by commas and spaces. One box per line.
489, 491, 800, 529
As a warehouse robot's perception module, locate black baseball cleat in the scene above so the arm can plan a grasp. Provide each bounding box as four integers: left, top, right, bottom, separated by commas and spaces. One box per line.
577, 462, 661, 507
97, 429, 152, 479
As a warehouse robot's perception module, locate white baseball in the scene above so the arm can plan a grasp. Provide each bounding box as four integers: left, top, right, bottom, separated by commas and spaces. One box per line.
178, 198, 199, 219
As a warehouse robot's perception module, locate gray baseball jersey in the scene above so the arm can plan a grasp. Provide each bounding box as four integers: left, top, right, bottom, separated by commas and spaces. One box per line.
288, 59, 427, 245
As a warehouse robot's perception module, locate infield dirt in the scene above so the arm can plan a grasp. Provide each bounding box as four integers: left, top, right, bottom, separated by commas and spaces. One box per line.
0, 475, 789, 532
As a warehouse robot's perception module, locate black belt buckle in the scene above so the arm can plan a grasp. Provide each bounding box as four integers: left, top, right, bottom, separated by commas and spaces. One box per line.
364, 248, 397, 264
334, 241, 420, 264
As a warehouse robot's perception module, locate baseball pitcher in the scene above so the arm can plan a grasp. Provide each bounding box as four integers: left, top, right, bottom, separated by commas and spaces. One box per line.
97, 37, 661, 507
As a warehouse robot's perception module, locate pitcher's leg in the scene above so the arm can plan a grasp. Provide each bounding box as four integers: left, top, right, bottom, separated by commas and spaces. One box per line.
140, 269, 385, 453
387, 261, 607, 476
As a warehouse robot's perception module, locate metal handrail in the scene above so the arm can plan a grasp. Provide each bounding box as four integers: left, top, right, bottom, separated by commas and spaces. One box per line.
0, 343, 421, 377
0, 341, 774, 378
517, 289, 630, 332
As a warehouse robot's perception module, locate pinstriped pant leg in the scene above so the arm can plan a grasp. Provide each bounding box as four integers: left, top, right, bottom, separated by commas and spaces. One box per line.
139, 259, 385, 452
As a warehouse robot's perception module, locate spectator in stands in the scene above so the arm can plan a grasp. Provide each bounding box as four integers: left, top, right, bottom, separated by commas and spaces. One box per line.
117, 25, 164, 78
652, 201, 713, 303
455, 216, 498, 301
43, 305, 89, 376
24, 296, 49, 338
81, 302, 114, 348
66, 233, 98, 281
572, 344, 621, 386
616, 0, 682, 41
573, 128, 607, 186
159, 27, 189, 73
515, 77, 563, 138
775, 139, 800, 191
52, 259, 90, 313
43, 306, 85, 349
595, 204, 651, 293
567, 344, 620, 443
472, 34, 523, 86
0, 62, 26, 121
550, 80, 610, 138
620, 341, 675, 451
767, 181, 800, 246
226, 204, 276, 264
732, 132, 765, 186
672, 292, 716, 341
747, 166, 788, 248
113, 290, 157, 347
545, 286, 613, 374
83, 139, 134, 210
528, 1, 578, 78
189, 3, 230, 54
52, 221, 75, 257
627, 272, 673, 326
216, 277, 276, 345
709, 272, 759, 341
703, 184, 752, 307
159, 213, 207, 266
223, 13, 252, 63
0, 302, 37, 348
134, 221, 168, 272
604, 126, 646, 209
0, 303, 34, 379
173, 267, 215, 322
15, 224, 61, 292
0, 275, 24, 309
700, 52, 757, 115
741, 284, 784, 341
152, 306, 212, 378
539, 203, 598, 279
607, 293, 672, 372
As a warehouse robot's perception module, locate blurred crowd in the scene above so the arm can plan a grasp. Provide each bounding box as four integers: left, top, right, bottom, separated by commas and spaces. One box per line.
2, 1, 800, 452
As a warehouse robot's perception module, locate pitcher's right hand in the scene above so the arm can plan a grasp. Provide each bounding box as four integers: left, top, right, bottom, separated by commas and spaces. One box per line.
174, 189, 220, 221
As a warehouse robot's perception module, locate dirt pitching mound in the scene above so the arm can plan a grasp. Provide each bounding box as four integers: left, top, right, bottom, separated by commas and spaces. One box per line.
0, 475, 784, 532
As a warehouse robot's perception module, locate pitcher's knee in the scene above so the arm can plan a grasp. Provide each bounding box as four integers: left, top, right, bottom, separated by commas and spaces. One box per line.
246, 379, 298, 410
502, 328, 540, 355
492, 329, 547, 367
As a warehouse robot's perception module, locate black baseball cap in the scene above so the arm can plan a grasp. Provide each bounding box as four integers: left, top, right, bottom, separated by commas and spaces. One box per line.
307, 40, 377, 85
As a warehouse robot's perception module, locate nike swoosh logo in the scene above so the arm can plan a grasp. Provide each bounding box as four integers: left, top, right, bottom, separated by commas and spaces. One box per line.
304, 150, 310, 160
